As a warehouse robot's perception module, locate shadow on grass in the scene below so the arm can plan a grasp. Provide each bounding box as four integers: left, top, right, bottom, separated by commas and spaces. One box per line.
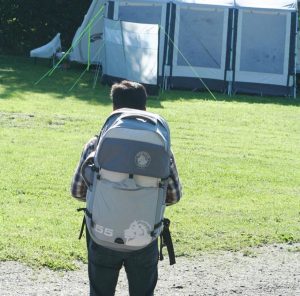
0, 55, 164, 109
158, 88, 300, 107
1, 55, 299, 108
0, 55, 161, 108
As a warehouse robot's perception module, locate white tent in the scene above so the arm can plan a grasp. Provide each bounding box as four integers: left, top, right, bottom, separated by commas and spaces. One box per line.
102, 19, 159, 86
69, 0, 105, 64
108, 0, 170, 88
30, 33, 61, 59
69, 0, 297, 97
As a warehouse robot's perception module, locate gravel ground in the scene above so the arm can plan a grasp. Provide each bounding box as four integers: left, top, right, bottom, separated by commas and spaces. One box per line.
0, 243, 299, 296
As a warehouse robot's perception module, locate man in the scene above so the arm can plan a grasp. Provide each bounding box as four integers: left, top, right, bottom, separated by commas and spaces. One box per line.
71, 80, 182, 296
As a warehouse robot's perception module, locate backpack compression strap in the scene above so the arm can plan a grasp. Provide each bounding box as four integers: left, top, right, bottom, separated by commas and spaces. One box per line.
77, 208, 92, 240
77, 208, 176, 264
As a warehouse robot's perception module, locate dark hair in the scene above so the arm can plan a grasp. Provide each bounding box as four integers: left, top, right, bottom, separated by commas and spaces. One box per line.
110, 80, 147, 110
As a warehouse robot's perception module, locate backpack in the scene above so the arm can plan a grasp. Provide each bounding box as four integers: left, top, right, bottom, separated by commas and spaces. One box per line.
80, 108, 172, 254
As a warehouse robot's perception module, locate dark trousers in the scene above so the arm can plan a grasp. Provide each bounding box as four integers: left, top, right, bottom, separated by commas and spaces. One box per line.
86, 230, 159, 296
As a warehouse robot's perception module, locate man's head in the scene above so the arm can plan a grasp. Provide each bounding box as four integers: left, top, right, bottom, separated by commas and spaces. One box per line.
110, 80, 147, 111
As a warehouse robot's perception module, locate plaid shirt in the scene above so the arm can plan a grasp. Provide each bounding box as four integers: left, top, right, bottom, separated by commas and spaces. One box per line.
71, 136, 182, 206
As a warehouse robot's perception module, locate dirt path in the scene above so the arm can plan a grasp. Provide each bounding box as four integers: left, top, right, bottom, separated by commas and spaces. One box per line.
0, 243, 299, 296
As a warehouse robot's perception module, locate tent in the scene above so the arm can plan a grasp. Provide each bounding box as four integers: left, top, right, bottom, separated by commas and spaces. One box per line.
30, 33, 61, 59
69, 0, 297, 97
104, 0, 170, 89
102, 18, 160, 92
232, 1, 297, 97
69, 0, 105, 64
169, 0, 235, 92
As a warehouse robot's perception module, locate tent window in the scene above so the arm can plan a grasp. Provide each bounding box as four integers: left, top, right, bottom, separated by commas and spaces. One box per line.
177, 9, 224, 69
119, 5, 162, 25
239, 12, 286, 74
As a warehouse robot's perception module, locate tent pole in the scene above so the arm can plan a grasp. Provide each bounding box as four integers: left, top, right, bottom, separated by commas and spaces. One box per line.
293, 10, 298, 99
163, 3, 173, 91
227, 9, 235, 97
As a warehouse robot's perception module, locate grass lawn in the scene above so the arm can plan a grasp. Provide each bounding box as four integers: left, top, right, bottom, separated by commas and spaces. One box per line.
0, 55, 299, 270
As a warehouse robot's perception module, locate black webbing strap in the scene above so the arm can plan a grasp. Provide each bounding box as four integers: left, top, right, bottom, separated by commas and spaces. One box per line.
78, 216, 86, 240
77, 208, 92, 240
159, 218, 176, 265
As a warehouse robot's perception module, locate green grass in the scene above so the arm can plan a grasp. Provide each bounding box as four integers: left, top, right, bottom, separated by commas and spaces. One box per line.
0, 55, 300, 270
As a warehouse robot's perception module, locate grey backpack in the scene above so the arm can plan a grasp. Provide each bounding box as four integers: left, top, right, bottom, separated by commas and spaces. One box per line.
80, 108, 171, 252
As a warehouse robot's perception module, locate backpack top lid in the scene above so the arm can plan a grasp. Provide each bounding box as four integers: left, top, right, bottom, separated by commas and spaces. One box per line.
104, 108, 170, 141
95, 108, 171, 179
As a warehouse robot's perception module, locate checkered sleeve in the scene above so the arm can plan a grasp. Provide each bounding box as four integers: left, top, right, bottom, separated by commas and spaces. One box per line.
166, 151, 182, 206
70, 137, 98, 201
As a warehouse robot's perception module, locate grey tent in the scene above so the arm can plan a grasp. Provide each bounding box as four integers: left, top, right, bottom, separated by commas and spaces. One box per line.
232, 1, 297, 97
69, 0, 297, 97
168, 0, 235, 93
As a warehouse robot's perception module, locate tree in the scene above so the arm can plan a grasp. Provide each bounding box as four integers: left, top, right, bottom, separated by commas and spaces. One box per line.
0, 0, 91, 55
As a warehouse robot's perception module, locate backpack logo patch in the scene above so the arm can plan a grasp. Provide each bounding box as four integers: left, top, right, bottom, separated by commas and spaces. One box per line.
124, 220, 152, 246
135, 151, 151, 169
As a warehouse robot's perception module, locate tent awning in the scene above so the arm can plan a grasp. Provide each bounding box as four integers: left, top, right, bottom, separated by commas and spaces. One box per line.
118, 0, 170, 3
115, 0, 298, 10
173, 0, 297, 10
235, 0, 297, 10
173, 0, 234, 6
